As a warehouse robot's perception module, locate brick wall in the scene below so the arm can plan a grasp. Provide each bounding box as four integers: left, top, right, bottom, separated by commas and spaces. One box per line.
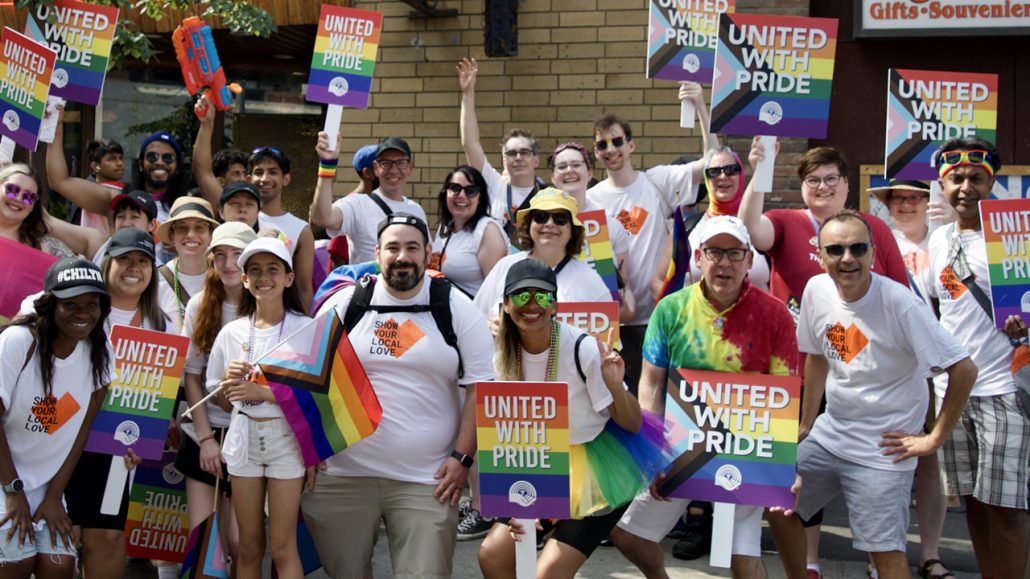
332, 0, 812, 224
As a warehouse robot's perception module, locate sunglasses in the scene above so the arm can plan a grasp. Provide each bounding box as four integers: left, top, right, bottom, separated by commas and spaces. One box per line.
446, 182, 481, 197
702, 247, 748, 262
530, 211, 571, 226
510, 290, 555, 309
144, 151, 176, 164
705, 164, 742, 178
4, 182, 38, 206
252, 146, 283, 155
595, 136, 629, 151
822, 242, 870, 259
939, 150, 990, 167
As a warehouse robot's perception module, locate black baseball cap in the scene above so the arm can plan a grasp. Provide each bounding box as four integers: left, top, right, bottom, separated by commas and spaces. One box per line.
376, 137, 412, 159
109, 189, 158, 221
106, 228, 156, 260
376, 213, 429, 244
504, 258, 557, 296
219, 181, 262, 208
44, 258, 108, 299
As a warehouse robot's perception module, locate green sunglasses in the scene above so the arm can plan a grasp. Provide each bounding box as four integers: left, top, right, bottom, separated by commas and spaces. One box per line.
510, 290, 555, 309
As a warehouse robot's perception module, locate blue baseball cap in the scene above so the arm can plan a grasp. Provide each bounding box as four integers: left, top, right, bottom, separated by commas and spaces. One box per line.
353, 144, 378, 175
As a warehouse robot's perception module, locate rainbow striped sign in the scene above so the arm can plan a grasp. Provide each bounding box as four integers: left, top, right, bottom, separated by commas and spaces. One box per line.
647, 0, 734, 83
24, 0, 118, 106
477, 381, 570, 520
306, 5, 382, 108
578, 209, 620, 301
885, 69, 998, 181
659, 368, 800, 508
556, 302, 621, 351
979, 198, 1030, 329
0, 27, 56, 151
125, 450, 189, 562
711, 13, 837, 139
86, 326, 189, 461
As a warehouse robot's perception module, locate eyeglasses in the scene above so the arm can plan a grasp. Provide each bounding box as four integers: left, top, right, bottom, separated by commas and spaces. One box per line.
822, 242, 870, 259
172, 222, 211, 236
595, 136, 629, 151
144, 152, 176, 165
705, 164, 742, 178
530, 211, 571, 227
554, 161, 587, 173
504, 148, 535, 159
803, 174, 842, 188
445, 182, 481, 198
888, 194, 928, 205
252, 146, 283, 156
702, 247, 748, 262
510, 289, 555, 309
375, 158, 411, 170
939, 150, 990, 167
4, 182, 38, 206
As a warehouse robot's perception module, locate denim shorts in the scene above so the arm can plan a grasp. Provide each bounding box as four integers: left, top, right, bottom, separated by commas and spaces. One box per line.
0, 520, 76, 563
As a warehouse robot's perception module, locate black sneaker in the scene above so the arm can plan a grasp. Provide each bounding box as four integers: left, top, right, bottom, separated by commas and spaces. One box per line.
671, 504, 712, 560
457, 508, 494, 541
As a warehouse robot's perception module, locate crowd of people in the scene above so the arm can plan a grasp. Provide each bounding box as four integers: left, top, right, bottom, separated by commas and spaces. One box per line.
0, 55, 1025, 579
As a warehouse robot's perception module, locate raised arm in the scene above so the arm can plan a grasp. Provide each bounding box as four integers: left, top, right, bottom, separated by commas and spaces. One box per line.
293, 226, 315, 313
737, 136, 777, 252
457, 58, 487, 171
44, 212, 106, 259
45, 107, 120, 215
308, 131, 344, 231
191, 97, 222, 209
680, 81, 720, 185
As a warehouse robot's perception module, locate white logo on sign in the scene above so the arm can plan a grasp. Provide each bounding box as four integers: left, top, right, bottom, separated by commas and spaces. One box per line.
52, 69, 69, 89
759, 102, 783, 126
682, 54, 700, 74
328, 76, 349, 97
1020, 291, 1030, 313
714, 464, 743, 491
2, 110, 20, 132
162, 463, 185, 485
508, 480, 538, 507
114, 420, 140, 446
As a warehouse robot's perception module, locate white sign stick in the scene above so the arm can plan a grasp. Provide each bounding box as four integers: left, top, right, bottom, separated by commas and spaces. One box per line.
0, 136, 15, 165
680, 100, 696, 129
324, 104, 343, 152
100, 456, 129, 515
180, 383, 225, 420
709, 502, 735, 568
752, 135, 778, 193
515, 518, 536, 579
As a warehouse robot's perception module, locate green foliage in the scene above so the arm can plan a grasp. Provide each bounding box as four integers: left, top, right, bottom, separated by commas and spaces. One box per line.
125, 97, 199, 166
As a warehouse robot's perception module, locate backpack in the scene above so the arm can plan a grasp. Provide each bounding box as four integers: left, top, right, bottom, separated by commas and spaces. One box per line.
342, 275, 464, 379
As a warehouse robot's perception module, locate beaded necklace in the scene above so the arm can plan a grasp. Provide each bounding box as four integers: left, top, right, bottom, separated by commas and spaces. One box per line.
517, 318, 560, 381
172, 259, 184, 325
243, 311, 288, 364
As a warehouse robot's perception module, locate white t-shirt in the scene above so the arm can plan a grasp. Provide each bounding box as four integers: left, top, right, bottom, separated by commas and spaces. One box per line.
183, 292, 239, 428
588, 166, 697, 325
157, 262, 207, 335
797, 274, 968, 471
892, 230, 933, 311
515, 322, 614, 445
474, 252, 613, 322
205, 311, 310, 420
0, 326, 114, 519
259, 211, 308, 257
683, 212, 771, 292
481, 160, 535, 226
327, 191, 427, 264
317, 275, 496, 484
925, 225, 1015, 398
431, 216, 504, 297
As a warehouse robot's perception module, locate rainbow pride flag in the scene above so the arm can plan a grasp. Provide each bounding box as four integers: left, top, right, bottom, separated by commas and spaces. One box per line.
256, 309, 382, 467
306, 6, 382, 108
179, 514, 228, 579
659, 368, 801, 509
711, 13, 838, 139
980, 198, 1030, 329
658, 207, 693, 300
577, 210, 620, 301
0, 27, 57, 150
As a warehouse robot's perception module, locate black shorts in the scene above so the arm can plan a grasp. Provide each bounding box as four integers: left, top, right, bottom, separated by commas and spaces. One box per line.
539, 505, 629, 558
65, 451, 129, 530
173, 427, 231, 496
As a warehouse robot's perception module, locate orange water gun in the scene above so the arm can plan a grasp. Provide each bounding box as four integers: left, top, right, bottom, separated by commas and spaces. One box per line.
172, 17, 242, 117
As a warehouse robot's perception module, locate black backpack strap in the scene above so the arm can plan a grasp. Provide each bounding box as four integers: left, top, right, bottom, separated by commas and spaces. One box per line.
369, 193, 393, 218
429, 277, 463, 379
574, 332, 588, 383
342, 275, 376, 333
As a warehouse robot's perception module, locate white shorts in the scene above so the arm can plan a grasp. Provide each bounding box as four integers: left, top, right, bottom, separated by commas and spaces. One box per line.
227, 417, 305, 479
616, 492, 763, 557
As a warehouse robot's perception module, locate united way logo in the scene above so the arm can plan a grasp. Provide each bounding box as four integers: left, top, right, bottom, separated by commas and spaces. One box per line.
508, 480, 538, 507
715, 464, 743, 492
114, 420, 140, 446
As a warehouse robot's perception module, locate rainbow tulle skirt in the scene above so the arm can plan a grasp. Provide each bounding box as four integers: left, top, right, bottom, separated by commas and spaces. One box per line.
569, 410, 674, 519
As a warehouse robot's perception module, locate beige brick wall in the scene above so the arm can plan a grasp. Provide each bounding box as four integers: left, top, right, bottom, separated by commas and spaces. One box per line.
333, 0, 810, 226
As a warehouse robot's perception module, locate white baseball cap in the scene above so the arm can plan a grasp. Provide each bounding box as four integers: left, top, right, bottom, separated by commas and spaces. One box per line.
697, 215, 751, 246
237, 237, 293, 271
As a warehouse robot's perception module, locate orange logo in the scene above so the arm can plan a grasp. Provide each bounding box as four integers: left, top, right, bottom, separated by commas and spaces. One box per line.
373, 318, 425, 358
938, 265, 967, 300
825, 322, 868, 364
616, 206, 648, 235
29, 392, 81, 435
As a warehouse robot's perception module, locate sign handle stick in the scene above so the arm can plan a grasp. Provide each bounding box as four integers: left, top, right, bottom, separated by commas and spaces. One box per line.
709, 502, 735, 568
0, 137, 14, 165
753, 135, 778, 193
324, 104, 343, 152
100, 455, 129, 515
680, 100, 696, 129
514, 518, 536, 579
181, 383, 225, 420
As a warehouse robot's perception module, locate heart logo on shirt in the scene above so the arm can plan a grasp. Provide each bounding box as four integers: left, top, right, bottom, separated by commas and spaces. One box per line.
825, 322, 868, 364
30, 392, 81, 435
938, 265, 968, 300
373, 318, 425, 358
616, 206, 648, 236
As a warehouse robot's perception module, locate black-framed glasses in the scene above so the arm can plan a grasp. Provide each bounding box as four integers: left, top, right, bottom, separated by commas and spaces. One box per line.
445, 182, 481, 198
144, 152, 176, 164
595, 136, 629, 151
822, 242, 870, 259
702, 247, 748, 262
888, 194, 929, 205
510, 290, 555, 309
4, 182, 38, 206
705, 164, 742, 178
504, 148, 535, 159
803, 174, 842, 188
530, 211, 571, 227
375, 158, 411, 170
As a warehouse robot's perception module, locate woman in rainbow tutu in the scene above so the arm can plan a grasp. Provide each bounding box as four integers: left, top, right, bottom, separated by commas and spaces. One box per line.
477, 258, 671, 578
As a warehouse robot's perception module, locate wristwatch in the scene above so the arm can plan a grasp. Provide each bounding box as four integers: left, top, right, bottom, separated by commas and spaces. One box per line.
450, 450, 474, 469
2, 478, 23, 494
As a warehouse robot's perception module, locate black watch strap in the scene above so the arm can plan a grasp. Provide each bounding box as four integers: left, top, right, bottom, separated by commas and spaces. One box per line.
450, 450, 474, 469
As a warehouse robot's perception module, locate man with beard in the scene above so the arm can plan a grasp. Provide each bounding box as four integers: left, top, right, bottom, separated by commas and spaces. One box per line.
925, 137, 1030, 578
305, 213, 495, 578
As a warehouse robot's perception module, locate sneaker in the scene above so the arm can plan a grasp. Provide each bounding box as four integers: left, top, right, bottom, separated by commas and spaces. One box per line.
457, 496, 472, 520
457, 508, 494, 541
806, 570, 822, 579
670, 504, 712, 561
